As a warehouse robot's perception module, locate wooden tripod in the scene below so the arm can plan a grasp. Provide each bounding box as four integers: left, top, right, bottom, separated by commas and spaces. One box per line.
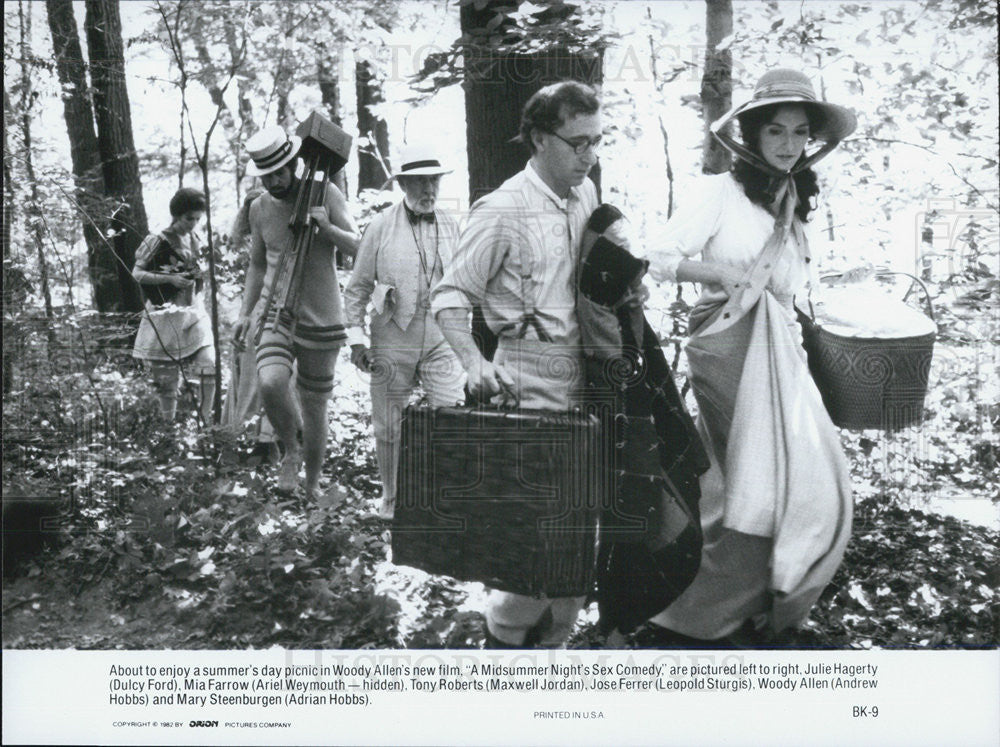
254, 111, 351, 345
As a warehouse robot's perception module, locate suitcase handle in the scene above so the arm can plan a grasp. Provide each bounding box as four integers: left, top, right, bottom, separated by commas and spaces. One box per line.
462, 383, 519, 409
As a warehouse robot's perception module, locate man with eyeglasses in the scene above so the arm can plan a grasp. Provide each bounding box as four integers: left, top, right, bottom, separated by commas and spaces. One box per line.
431, 80, 602, 648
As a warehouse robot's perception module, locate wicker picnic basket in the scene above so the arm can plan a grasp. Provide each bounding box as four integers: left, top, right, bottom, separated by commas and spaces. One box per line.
797, 272, 936, 430
391, 404, 607, 597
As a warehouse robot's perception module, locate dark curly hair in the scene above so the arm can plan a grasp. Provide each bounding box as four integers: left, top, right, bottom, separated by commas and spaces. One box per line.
519, 81, 600, 154
732, 103, 823, 222
168, 187, 207, 218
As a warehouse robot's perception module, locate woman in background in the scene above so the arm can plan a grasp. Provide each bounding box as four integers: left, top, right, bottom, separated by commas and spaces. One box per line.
643, 69, 857, 645
132, 188, 216, 422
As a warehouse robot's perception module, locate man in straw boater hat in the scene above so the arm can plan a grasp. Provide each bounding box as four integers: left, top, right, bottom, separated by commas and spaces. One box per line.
431, 80, 603, 648
343, 144, 465, 519
233, 126, 360, 499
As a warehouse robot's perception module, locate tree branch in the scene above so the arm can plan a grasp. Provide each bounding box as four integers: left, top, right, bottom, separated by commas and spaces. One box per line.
848, 136, 997, 208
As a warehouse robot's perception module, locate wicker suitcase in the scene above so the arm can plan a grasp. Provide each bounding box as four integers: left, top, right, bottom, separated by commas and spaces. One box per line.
391, 404, 607, 597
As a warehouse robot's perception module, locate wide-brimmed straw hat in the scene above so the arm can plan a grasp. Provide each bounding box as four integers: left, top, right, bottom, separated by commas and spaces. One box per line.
245, 126, 302, 177
711, 68, 857, 142
388, 144, 452, 179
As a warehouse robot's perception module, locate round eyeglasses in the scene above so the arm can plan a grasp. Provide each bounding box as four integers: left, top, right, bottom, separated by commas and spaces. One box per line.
549, 131, 603, 155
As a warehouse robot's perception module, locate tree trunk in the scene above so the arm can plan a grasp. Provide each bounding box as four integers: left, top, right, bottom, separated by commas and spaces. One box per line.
3, 90, 24, 394
460, 1, 603, 360
317, 56, 349, 198
318, 56, 352, 269
2, 93, 15, 285
190, 23, 249, 192
701, 0, 733, 175
222, 7, 255, 200
198, 163, 223, 424
274, 22, 295, 133
2, 92, 14, 269
460, 1, 603, 204
84, 0, 148, 314
355, 60, 391, 193
45, 0, 116, 312
18, 1, 55, 325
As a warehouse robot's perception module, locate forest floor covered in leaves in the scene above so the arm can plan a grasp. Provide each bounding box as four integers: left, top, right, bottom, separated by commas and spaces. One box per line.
2, 317, 998, 651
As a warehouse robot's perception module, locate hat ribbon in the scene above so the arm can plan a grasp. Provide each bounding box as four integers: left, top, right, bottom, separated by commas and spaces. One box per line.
253, 138, 294, 171
712, 128, 840, 178
753, 80, 815, 101
399, 159, 442, 173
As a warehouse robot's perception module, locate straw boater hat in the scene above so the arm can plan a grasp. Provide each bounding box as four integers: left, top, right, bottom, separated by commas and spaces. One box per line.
711, 68, 857, 142
245, 126, 302, 177
388, 144, 452, 180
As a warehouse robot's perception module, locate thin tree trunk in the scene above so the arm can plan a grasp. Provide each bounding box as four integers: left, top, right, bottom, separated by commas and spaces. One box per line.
318, 55, 351, 269
199, 164, 223, 424
355, 60, 391, 193
318, 56, 349, 199
46, 0, 115, 312
85, 0, 148, 314
701, 0, 733, 175
223, 4, 255, 199
3, 90, 23, 394
178, 106, 187, 186
19, 1, 55, 324
159, 0, 190, 186
2, 91, 15, 281
275, 58, 293, 131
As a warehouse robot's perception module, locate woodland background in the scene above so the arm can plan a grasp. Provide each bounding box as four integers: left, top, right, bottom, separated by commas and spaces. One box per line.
2, 0, 997, 649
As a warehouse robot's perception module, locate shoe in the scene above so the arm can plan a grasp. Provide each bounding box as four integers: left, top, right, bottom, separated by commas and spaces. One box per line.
376, 492, 394, 520
523, 608, 555, 648
630, 622, 732, 649
482, 628, 521, 649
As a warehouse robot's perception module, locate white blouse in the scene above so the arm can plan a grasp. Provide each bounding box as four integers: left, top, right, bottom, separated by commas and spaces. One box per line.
645, 172, 811, 304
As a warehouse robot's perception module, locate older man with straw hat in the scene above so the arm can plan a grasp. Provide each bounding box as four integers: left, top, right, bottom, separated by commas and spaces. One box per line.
343, 143, 466, 519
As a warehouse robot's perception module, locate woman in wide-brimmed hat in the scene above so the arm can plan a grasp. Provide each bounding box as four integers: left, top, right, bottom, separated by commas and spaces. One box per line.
641, 68, 857, 645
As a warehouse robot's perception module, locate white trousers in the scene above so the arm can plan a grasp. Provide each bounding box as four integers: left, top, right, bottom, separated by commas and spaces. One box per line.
370, 308, 465, 503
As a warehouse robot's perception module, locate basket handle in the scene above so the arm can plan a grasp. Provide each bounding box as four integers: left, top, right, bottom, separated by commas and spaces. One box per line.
801, 295, 817, 323
817, 269, 935, 324
876, 270, 936, 324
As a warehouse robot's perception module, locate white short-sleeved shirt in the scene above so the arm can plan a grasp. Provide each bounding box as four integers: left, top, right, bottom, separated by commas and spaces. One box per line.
431, 162, 599, 347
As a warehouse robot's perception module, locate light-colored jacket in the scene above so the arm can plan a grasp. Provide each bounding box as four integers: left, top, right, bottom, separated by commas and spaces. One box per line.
344, 200, 459, 345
